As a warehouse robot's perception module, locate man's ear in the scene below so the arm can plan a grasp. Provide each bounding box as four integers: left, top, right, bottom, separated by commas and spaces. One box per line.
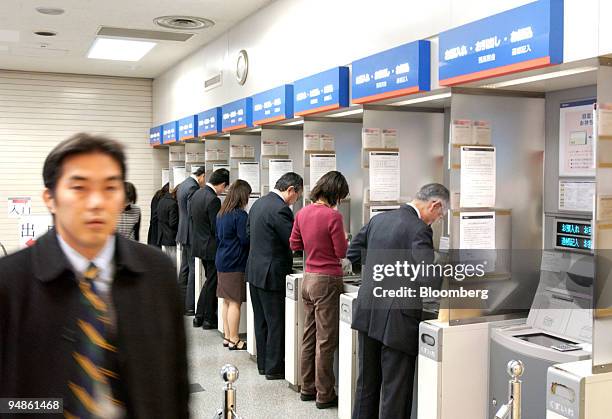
43, 188, 56, 215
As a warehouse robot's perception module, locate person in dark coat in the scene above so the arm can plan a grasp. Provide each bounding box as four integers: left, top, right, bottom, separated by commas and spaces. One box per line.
0, 133, 189, 418
347, 183, 449, 419
147, 182, 169, 248
157, 186, 179, 264
246, 172, 303, 379
190, 168, 230, 329
176, 166, 205, 314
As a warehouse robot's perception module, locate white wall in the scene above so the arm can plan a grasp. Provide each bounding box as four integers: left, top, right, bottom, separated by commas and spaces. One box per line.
0, 70, 154, 253
153, 0, 601, 124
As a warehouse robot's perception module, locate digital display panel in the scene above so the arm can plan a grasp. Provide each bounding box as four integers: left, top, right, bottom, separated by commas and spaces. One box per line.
556, 221, 591, 237
556, 235, 592, 251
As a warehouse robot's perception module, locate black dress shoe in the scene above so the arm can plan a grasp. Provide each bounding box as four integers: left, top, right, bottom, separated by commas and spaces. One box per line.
258, 369, 265, 375
265, 373, 284, 380
300, 393, 316, 401
316, 396, 338, 409
201, 320, 217, 330
192, 317, 203, 328
184, 310, 195, 316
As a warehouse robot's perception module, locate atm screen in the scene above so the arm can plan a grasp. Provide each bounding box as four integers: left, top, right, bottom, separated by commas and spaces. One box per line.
556, 235, 592, 251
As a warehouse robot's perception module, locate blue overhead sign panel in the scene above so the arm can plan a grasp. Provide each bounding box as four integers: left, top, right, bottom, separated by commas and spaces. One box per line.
252, 84, 294, 125
221, 98, 253, 132
162, 121, 178, 144
438, 0, 563, 86
178, 115, 197, 141
197, 108, 222, 137
351, 40, 431, 104
149, 125, 162, 146
294, 67, 349, 116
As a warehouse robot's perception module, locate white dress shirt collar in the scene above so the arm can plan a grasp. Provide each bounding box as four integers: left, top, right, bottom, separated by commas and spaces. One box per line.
407, 202, 422, 220
57, 233, 115, 285
206, 182, 218, 195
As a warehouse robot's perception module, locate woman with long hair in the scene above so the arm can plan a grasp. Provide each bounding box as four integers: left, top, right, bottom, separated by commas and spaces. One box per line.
216, 179, 252, 350
148, 182, 169, 247
289, 170, 349, 409
157, 185, 179, 264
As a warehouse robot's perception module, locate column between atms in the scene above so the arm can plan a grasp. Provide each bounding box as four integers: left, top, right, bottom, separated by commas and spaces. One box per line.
545, 61, 612, 419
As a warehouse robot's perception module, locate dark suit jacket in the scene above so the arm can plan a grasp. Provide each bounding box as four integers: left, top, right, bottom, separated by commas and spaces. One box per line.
189, 185, 221, 261
175, 177, 200, 246
0, 230, 189, 418
157, 193, 179, 246
347, 205, 435, 355
147, 192, 162, 247
246, 192, 294, 291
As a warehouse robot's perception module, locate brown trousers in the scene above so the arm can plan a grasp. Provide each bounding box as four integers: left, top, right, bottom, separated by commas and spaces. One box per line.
300, 272, 344, 403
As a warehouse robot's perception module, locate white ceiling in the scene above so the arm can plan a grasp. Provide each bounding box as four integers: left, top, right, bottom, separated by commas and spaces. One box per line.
0, 0, 273, 78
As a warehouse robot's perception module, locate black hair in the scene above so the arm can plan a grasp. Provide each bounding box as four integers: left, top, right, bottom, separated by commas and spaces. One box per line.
193, 166, 206, 177
309, 171, 349, 207
274, 172, 303, 193
219, 179, 252, 216
43, 132, 126, 192
209, 168, 230, 186
154, 182, 170, 200
125, 181, 137, 204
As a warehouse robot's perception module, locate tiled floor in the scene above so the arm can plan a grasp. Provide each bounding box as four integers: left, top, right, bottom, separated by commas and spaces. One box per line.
186, 319, 339, 419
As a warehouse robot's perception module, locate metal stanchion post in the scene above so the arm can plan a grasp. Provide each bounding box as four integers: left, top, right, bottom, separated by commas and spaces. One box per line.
494, 360, 524, 419
213, 364, 243, 419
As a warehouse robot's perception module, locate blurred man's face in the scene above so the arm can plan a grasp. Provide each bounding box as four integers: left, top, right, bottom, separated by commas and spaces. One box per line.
422, 199, 447, 225
286, 186, 302, 205
43, 152, 125, 259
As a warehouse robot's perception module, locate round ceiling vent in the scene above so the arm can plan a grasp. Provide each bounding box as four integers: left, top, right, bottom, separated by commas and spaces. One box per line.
153, 16, 215, 30
34, 31, 57, 37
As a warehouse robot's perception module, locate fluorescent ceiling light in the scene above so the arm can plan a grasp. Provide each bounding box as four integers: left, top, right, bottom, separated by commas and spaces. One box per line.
329, 108, 363, 118
392, 92, 452, 106
481, 66, 598, 89
87, 37, 156, 61
245, 127, 262, 133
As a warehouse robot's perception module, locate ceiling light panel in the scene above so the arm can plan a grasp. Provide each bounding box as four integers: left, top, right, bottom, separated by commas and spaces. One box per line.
87, 37, 156, 62
481, 67, 598, 89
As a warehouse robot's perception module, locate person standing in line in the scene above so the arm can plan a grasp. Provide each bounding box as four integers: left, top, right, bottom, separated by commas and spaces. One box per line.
190, 168, 230, 329
157, 185, 179, 264
176, 166, 205, 315
147, 182, 168, 248
116, 181, 141, 241
290, 171, 349, 409
348, 183, 449, 419
0, 133, 189, 418
215, 179, 252, 350
247, 172, 303, 379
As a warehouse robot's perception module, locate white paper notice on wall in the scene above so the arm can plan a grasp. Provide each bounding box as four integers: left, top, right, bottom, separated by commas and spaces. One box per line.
310, 154, 336, 188
238, 161, 260, 193
369, 152, 400, 202
559, 99, 596, 177
472, 121, 491, 145
304, 133, 321, 151
276, 141, 289, 156
269, 159, 293, 190
18, 214, 53, 248
369, 205, 400, 220
320, 134, 335, 151
262, 140, 277, 156
597, 195, 612, 221
362, 128, 382, 149
451, 119, 473, 144
173, 166, 187, 188
217, 148, 229, 161
212, 163, 230, 174
205, 148, 218, 161
460, 146, 496, 208
559, 180, 595, 212
246, 194, 260, 214
161, 169, 169, 187
381, 129, 398, 148
7, 197, 31, 219
230, 144, 245, 158
598, 103, 612, 137
459, 212, 496, 249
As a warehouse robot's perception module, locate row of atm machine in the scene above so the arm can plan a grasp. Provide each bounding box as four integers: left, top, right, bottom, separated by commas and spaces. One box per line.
191, 208, 610, 418
276, 212, 607, 419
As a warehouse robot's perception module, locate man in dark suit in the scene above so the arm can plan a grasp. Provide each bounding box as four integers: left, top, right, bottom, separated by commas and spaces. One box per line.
246, 172, 303, 379
176, 166, 205, 314
190, 168, 230, 329
0, 133, 188, 418
348, 183, 449, 419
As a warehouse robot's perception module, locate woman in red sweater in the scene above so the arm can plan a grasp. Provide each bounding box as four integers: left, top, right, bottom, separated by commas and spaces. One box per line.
290, 170, 349, 409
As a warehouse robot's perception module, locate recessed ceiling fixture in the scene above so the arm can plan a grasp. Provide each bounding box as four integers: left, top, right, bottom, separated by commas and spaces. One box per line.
34, 31, 57, 37
87, 37, 156, 62
153, 16, 215, 30
35, 7, 65, 15
480, 66, 599, 89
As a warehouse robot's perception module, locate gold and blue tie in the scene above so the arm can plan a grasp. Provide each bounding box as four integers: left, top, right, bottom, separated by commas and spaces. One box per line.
65, 263, 123, 419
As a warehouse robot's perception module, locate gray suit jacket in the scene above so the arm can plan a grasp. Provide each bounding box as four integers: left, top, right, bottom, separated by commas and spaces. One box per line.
347, 204, 436, 355
175, 177, 199, 246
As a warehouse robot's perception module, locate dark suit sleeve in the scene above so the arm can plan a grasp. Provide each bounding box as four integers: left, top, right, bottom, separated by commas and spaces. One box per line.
273, 205, 294, 246
412, 226, 439, 289
347, 222, 369, 264
169, 201, 179, 230
209, 197, 221, 239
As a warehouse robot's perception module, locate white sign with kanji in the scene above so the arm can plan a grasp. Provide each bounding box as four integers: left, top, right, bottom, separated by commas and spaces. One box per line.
18, 214, 53, 248
7, 197, 31, 218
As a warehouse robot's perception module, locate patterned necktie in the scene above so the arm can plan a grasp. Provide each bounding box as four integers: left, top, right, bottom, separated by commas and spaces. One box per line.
65, 263, 124, 419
